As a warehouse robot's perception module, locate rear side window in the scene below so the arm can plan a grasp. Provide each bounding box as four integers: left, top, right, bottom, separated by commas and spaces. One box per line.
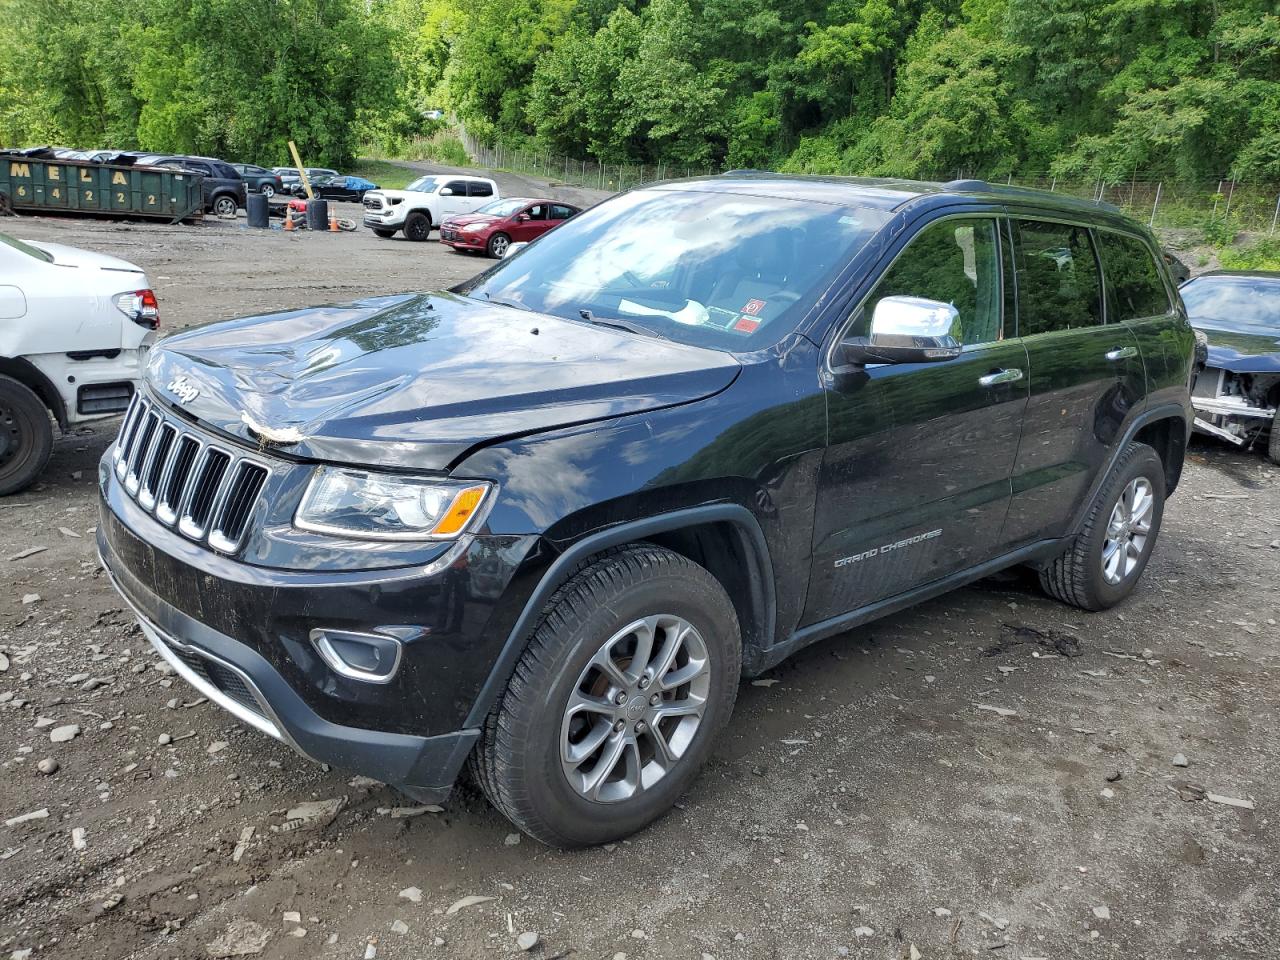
444, 180, 470, 195
552, 204, 575, 220
856, 217, 1004, 346
1098, 232, 1172, 321
469, 181, 494, 197
1013, 220, 1103, 334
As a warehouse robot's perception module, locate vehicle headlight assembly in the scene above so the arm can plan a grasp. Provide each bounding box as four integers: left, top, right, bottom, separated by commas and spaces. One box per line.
295, 468, 491, 541
461, 222, 484, 233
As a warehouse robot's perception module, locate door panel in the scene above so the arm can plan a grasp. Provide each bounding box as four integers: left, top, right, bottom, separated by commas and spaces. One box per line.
1001, 220, 1146, 547
806, 216, 1027, 625
1096, 228, 1196, 411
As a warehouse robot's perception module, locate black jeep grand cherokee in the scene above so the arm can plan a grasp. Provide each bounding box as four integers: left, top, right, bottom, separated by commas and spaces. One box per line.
99, 175, 1194, 846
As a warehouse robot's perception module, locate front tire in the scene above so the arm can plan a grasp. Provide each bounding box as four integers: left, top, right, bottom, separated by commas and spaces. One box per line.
212, 195, 237, 217
0, 375, 54, 496
1038, 441, 1165, 610
403, 211, 431, 241
486, 232, 511, 258
471, 544, 740, 847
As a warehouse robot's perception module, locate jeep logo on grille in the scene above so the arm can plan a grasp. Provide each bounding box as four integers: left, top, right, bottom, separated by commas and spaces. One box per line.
166, 375, 200, 404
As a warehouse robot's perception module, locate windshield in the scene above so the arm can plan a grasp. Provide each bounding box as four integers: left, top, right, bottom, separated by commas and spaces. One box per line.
457, 187, 891, 350
1181, 276, 1280, 335
476, 198, 528, 217
0, 233, 52, 262
406, 176, 440, 194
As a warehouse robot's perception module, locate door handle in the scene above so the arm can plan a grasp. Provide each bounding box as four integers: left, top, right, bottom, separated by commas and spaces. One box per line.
1105, 345, 1139, 361
978, 368, 1024, 387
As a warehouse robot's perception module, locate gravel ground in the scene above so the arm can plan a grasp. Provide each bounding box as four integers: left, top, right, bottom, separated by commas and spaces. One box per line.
1, 164, 1278, 960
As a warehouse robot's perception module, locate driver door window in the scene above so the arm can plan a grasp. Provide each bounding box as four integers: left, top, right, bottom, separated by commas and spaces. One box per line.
855, 218, 1003, 345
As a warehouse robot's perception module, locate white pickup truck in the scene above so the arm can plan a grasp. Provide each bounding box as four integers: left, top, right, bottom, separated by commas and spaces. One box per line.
361, 174, 500, 241
0, 232, 156, 494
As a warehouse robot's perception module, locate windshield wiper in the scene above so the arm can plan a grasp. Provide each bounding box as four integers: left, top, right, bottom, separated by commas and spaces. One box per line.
578, 309, 664, 340
483, 292, 532, 312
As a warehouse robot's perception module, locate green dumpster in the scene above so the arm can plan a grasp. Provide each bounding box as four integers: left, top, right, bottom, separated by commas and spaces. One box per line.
0, 152, 204, 222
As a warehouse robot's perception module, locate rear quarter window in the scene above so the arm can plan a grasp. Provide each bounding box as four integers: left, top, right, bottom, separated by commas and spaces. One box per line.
1098, 231, 1172, 321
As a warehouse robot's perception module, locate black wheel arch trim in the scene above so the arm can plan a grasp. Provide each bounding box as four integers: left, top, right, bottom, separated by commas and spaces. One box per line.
463, 503, 777, 729
1066, 401, 1189, 539
0, 356, 68, 429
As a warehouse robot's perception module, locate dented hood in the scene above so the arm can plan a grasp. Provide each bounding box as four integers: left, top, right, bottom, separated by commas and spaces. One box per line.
146, 292, 740, 470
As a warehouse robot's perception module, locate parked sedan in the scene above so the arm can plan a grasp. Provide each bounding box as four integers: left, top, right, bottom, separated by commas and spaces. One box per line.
1181, 270, 1280, 462
232, 163, 284, 197
292, 175, 378, 202
277, 167, 340, 195
439, 197, 580, 258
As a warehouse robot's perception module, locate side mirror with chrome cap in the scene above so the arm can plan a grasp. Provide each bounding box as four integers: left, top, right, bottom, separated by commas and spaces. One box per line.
835, 295, 964, 366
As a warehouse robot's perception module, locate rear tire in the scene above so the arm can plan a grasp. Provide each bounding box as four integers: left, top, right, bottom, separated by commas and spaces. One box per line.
1038, 441, 1165, 610
372, 228, 396, 239
404, 212, 431, 241
0, 376, 54, 496
470, 544, 741, 847
260, 184, 275, 198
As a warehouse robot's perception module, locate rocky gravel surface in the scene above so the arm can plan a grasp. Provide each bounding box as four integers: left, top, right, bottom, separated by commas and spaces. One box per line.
2, 166, 1278, 959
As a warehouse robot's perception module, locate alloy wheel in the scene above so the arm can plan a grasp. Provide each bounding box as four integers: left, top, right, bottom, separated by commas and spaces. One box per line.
1101, 477, 1153, 584
560, 614, 710, 803
489, 234, 509, 257
261, 184, 275, 197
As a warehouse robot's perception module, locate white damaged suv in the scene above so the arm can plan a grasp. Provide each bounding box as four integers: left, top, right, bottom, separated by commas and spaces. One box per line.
362, 174, 500, 241
0, 232, 157, 494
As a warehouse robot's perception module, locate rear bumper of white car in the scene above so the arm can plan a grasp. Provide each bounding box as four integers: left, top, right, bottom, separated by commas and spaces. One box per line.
28, 342, 152, 425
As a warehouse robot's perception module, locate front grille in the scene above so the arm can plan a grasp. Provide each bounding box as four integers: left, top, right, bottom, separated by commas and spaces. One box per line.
362, 195, 383, 211
112, 392, 270, 554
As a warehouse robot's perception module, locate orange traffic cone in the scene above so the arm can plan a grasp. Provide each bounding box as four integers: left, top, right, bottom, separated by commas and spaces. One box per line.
283, 208, 294, 231
328, 209, 339, 233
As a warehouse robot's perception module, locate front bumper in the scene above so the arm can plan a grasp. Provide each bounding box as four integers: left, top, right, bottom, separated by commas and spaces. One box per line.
99, 530, 480, 801
439, 226, 485, 250
96, 435, 538, 801
363, 207, 407, 229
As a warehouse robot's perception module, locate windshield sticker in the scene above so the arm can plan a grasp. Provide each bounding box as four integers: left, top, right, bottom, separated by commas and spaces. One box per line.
733, 316, 761, 333
741, 298, 766, 316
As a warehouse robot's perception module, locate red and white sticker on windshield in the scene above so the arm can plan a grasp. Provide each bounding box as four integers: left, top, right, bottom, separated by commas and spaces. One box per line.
741, 298, 766, 316
733, 315, 761, 333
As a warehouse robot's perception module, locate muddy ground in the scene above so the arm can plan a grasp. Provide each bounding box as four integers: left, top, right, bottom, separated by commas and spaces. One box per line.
2, 163, 1279, 960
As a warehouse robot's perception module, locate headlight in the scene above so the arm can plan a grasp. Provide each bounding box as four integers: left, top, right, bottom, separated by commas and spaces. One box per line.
295, 468, 490, 541
461, 222, 484, 232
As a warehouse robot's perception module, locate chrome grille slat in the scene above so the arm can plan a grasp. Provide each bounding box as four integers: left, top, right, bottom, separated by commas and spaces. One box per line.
109, 391, 270, 554
124, 410, 160, 494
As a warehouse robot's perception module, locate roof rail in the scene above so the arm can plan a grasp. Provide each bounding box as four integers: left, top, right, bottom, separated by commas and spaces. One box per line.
943, 178, 992, 192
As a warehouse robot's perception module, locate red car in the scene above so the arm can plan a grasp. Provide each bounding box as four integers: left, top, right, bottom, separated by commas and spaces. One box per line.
439, 197, 581, 258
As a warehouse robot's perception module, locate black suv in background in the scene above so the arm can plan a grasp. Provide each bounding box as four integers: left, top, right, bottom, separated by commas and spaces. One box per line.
137, 154, 245, 216
98, 175, 1194, 846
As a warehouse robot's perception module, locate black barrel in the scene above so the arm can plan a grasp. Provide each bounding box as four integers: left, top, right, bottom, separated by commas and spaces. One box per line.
306, 198, 329, 231
246, 191, 269, 228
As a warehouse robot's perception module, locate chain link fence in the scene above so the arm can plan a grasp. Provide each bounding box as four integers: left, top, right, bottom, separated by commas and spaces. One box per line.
460, 133, 1280, 234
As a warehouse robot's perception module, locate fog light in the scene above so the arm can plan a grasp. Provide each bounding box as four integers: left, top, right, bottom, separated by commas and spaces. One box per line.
309, 629, 403, 683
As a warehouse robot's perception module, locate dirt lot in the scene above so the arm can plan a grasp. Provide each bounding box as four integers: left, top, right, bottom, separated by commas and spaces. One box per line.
2, 164, 1279, 960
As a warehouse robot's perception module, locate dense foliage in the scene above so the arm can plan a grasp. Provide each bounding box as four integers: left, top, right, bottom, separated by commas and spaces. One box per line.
1, 0, 1276, 180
